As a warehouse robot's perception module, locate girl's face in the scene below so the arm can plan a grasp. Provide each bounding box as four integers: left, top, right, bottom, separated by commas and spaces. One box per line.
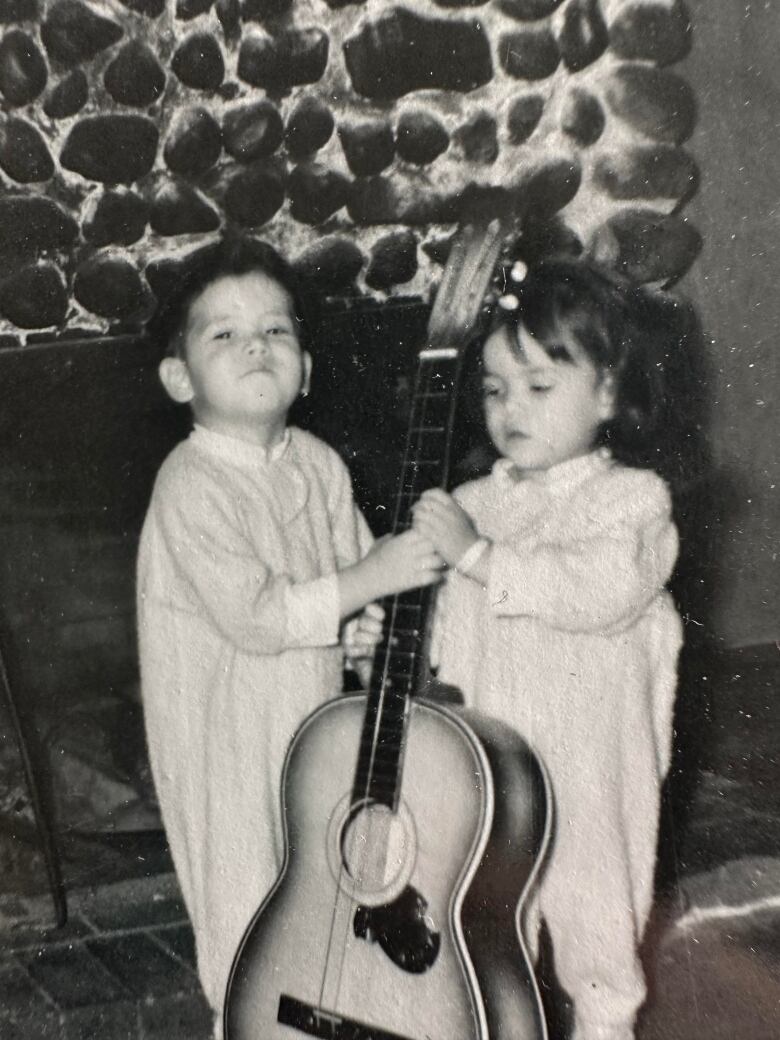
171, 271, 311, 446
482, 323, 615, 475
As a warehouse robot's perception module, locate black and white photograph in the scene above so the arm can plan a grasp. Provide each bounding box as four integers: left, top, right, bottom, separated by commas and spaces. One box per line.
0, 2, 777, 1038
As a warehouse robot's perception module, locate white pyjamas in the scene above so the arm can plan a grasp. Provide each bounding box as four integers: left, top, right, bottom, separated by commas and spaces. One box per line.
137, 424, 372, 1021
431, 451, 682, 1040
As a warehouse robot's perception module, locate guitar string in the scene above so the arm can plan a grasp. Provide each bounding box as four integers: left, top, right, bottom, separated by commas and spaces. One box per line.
316, 353, 432, 1017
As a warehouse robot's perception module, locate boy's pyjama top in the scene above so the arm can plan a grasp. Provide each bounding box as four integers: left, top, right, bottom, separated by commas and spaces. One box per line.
432, 450, 683, 1035
137, 424, 372, 1015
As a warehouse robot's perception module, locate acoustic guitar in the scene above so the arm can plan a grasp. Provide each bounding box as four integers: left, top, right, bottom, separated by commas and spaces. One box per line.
224, 220, 552, 1040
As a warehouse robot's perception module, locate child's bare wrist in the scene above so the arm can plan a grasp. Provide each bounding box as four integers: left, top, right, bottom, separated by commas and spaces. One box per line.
454, 537, 491, 577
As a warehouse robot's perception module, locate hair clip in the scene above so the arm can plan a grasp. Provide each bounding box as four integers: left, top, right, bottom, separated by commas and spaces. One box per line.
510, 260, 528, 283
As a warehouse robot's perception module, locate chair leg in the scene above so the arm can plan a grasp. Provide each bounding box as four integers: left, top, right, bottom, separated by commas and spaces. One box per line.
0, 642, 67, 928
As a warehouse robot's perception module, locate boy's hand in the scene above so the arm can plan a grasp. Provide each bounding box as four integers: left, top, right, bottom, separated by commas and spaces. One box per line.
412, 489, 479, 568
337, 532, 445, 620
343, 602, 385, 659
343, 603, 385, 688
365, 530, 446, 595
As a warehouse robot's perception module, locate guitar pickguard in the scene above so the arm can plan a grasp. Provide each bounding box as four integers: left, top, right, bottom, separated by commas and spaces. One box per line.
353, 884, 441, 974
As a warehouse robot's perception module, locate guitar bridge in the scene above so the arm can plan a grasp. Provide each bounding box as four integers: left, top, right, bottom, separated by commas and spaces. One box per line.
278, 994, 414, 1040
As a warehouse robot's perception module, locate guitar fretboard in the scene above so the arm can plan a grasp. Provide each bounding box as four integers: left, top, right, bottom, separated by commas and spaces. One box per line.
351, 348, 461, 812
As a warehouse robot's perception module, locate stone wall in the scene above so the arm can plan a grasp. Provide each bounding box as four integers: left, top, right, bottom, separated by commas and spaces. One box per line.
0, 0, 699, 341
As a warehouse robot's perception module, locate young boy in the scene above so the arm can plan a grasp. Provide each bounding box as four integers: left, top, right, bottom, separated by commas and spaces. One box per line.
137, 237, 442, 1034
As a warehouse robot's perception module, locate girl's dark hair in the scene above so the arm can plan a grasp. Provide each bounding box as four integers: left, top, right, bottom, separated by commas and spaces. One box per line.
487, 258, 702, 486
148, 235, 311, 358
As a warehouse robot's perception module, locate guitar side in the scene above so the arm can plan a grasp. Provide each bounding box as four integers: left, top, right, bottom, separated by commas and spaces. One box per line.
224, 694, 549, 1040
460, 708, 553, 1040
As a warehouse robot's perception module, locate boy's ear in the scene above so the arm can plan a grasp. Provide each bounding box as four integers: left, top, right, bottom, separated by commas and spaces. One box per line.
159, 357, 195, 404
301, 351, 312, 396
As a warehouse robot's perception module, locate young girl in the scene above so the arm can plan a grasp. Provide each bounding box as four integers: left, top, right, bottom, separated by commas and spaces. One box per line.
137, 237, 443, 1035
413, 259, 684, 1040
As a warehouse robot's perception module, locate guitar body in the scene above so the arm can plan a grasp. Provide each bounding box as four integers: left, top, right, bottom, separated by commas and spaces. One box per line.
225, 694, 550, 1040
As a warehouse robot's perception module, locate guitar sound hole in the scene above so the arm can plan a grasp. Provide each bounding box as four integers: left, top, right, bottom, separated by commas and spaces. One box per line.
340, 802, 410, 897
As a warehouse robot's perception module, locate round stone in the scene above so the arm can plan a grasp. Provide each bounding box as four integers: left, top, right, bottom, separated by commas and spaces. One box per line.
43, 68, 87, 118
223, 161, 285, 226
605, 64, 695, 144
453, 111, 498, 164
288, 162, 349, 224
429, 0, 489, 7
164, 106, 222, 176
339, 119, 395, 177
0, 30, 47, 106
74, 256, 148, 320
396, 110, 449, 165
599, 209, 701, 285
241, 0, 292, 20
560, 87, 605, 146
496, 0, 564, 19
609, 1, 692, 67
145, 256, 185, 302
347, 176, 401, 225
517, 215, 582, 264
172, 31, 225, 91
104, 41, 165, 107
510, 155, 581, 217
348, 175, 457, 226
421, 234, 453, 266
593, 145, 698, 202
117, 0, 165, 14
223, 99, 283, 163
499, 27, 560, 80
0, 117, 53, 182
366, 229, 418, 290
285, 96, 334, 158
344, 10, 492, 100
506, 93, 544, 144
150, 181, 221, 236
216, 0, 241, 41
295, 237, 365, 294
41, 0, 123, 67
83, 190, 149, 247
238, 28, 328, 92
0, 196, 77, 271
0, 0, 39, 21
61, 115, 159, 184
0, 264, 67, 328
177, 0, 214, 17
558, 0, 608, 72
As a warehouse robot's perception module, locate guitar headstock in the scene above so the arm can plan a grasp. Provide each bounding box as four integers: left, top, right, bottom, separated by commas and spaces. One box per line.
426, 219, 506, 355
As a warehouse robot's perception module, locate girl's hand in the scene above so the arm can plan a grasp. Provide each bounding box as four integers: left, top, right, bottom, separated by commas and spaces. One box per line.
412, 489, 480, 568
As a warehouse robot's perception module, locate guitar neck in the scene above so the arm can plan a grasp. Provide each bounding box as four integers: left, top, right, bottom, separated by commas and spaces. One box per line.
352, 346, 462, 812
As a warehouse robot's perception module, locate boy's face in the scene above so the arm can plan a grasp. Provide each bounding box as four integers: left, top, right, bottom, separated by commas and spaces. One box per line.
481, 324, 615, 475
162, 272, 311, 443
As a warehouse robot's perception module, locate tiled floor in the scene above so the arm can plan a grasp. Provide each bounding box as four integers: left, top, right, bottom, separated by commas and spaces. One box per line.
0, 875, 212, 1039
1, 644, 778, 1039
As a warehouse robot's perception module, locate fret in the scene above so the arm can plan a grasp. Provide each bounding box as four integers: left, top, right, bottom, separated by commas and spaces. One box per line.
355, 324, 461, 811
379, 648, 418, 662
356, 745, 404, 766
385, 599, 424, 612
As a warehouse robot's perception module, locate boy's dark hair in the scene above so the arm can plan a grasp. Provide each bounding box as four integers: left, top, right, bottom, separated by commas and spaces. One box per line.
487, 258, 703, 484
148, 235, 311, 358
